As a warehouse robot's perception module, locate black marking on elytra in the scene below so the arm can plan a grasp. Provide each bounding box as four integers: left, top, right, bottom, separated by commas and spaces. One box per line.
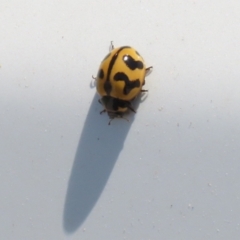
114, 72, 140, 95
104, 81, 112, 95
122, 55, 144, 70
98, 69, 104, 79
104, 46, 131, 95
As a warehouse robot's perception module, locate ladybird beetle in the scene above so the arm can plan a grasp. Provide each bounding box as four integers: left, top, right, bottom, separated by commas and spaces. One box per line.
95, 42, 152, 124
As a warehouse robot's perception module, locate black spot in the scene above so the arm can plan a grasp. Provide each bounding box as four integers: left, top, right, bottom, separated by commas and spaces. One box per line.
98, 69, 104, 79
114, 72, 140, 95
104, 81, 112, 95
122, 55, 144, 70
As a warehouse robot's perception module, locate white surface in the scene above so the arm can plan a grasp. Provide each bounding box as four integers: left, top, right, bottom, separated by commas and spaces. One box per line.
1, 0, 240, 239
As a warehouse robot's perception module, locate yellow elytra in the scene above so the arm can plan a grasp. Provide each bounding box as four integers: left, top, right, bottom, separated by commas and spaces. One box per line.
95, 43, 152, 124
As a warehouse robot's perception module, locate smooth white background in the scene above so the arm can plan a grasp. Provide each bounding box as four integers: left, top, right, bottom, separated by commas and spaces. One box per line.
1, 0, 240, 239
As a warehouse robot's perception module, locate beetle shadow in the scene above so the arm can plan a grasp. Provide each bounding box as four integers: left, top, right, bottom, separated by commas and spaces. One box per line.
63, 93, 142, 234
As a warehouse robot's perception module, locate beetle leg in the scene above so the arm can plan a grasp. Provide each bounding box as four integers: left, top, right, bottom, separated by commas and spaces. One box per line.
128, 105, 136, 113
145, 66, 153, 76
109, 41, 114, 51
108, 118, 113, 125
100, 109, 106, 114
146, 66, 153, 71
